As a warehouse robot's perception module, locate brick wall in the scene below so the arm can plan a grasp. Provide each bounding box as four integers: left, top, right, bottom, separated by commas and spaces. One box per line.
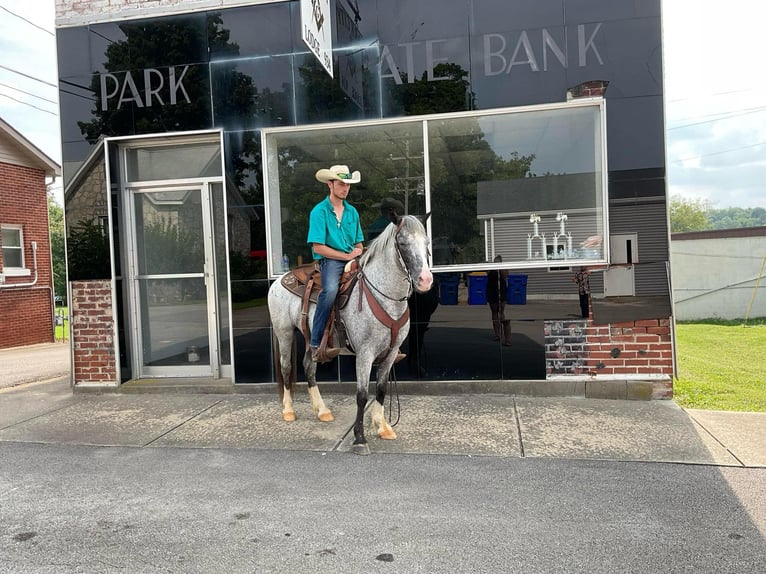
70, 280, 119, 386
545, 316, 674, 397
0, 162, 54, 349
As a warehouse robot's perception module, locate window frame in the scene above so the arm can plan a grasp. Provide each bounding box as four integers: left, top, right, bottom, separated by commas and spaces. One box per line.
1, 224, 30, 276
261, 99, 609, 278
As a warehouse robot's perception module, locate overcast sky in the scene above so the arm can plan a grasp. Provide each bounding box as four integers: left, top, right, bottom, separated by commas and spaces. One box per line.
1, 0, 764, 210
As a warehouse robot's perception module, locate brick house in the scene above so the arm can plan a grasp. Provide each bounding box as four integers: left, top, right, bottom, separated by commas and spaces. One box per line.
0, 117, 61, 349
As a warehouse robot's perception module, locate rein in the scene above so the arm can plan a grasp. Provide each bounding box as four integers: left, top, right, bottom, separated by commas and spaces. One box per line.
355, 219, 415, 351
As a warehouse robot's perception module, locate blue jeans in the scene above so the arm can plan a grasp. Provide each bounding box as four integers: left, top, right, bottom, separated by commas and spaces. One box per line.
310, 258, 346, 347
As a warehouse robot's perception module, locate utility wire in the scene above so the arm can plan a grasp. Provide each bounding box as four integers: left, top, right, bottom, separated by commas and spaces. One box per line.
667, 105, 766, 130
0, 63, 57, 89
0, 92, 56, 115
0, 81, 58, 105
671, 141, 766, 163
0, 4, 55, 36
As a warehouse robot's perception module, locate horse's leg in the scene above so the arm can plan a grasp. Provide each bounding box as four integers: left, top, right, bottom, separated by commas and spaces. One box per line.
302, 346, 334, 422
351, 357, 372, 455
371, 355, 397, 440
275, 332, 296, 422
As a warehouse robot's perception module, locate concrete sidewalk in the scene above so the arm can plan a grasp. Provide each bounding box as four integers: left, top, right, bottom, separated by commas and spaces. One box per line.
0, 376, 763, 467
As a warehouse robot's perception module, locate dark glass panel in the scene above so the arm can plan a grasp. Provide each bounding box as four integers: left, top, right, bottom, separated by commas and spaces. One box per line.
374, 0, 470, 43
211, 56, 295, 130
59, 75, 99, 145
472, 0, 565, 34
293, 46, 382, 124
56, 26, 91, 77
89, 12, 209, 73
209, 4, 292, 60
380, 36, 473, 117
606, 96, 665, 171
564, 17, 662, 99
469, 25, 568, 110
564, 0, 661, 22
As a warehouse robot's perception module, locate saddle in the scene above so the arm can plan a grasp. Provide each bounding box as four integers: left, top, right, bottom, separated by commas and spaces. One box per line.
280, 260, 360, 360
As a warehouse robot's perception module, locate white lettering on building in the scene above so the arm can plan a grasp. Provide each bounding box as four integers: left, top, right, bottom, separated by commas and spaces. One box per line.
99, 66, 191, 111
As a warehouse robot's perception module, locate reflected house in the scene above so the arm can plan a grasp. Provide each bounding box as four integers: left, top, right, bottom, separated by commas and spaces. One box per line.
54, 0, 674, 400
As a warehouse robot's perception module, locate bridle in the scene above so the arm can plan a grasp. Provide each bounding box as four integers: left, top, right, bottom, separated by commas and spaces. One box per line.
355, 217, 424, 352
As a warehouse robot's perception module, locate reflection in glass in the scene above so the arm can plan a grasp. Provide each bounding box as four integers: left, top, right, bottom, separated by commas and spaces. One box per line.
429, 105, 605, 268
211, 183, 232, 365
264, 120, 426, 273
64, 146, 111, 280
138, 278, 210, 366
126, 143, 222, 181
264, 102, 606, 275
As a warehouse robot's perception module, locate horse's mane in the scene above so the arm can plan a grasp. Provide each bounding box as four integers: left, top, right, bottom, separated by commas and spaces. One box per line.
361, 215, 420, 265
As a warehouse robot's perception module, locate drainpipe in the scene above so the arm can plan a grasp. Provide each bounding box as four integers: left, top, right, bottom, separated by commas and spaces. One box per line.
0, 241, 39, 289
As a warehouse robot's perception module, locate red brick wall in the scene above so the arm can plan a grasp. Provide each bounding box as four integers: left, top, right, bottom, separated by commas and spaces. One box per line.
70, 280, 118, 386
546, 316, 674, 397
0, 162, 54, 349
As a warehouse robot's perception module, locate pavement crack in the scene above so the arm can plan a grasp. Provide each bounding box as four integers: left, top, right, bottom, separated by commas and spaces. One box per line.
512, 396, 525, 457
140, 399, 224, 447
685, 410, 745, 467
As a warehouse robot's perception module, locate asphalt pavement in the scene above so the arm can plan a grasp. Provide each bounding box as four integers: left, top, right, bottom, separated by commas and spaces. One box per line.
1, 342, 765, 573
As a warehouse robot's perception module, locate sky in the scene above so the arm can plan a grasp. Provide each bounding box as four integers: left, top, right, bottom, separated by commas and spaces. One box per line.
0, 0, 764, 210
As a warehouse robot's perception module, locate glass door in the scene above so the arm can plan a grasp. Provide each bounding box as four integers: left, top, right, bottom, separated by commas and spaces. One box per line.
129, 185, 219, 377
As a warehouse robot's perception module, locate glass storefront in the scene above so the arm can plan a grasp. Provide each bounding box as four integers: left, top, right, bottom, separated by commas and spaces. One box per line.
58, 0, 668, 385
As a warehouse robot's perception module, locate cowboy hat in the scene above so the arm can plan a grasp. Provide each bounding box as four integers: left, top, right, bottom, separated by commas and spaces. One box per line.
315, 164, 361, 184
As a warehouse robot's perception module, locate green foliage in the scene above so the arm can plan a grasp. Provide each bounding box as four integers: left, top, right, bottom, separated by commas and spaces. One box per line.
674, 322, 766, 412
671, 196, 766, 232
708, 206, 766, 230
669, 195, 711, 232
47, 191, 66, 299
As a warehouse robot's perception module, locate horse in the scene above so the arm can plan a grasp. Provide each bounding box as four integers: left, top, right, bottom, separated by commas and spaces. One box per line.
267, 214, 433, 455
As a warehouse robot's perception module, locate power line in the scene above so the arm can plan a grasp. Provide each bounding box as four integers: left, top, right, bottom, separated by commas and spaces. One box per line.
670, 141, 766, 164
0, 63, 57, 89
0, 4, 54, 36
0, 92, 56, 115
0, 81, 58, 105
667, 105, 766, 130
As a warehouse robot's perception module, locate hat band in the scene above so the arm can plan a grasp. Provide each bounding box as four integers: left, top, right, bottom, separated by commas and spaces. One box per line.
336, 172, 352, 180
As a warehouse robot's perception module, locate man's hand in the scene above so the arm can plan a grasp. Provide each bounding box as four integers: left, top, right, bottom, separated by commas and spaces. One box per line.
347, 247, 363, 260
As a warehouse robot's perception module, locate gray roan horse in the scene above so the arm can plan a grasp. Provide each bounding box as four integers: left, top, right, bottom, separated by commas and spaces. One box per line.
267, 214, 433, 455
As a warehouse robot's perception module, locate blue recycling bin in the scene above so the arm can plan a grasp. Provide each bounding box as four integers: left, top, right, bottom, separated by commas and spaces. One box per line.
439, 273, 460, 305
507, 274, 528, 305
468, 273, 488, 305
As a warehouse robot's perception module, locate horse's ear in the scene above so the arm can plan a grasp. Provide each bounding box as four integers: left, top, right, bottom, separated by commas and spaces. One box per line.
423, 211, 432, 223
387, 209, 401, 226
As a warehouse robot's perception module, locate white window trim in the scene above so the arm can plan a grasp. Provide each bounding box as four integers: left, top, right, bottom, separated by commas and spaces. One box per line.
1, 225, 30, 276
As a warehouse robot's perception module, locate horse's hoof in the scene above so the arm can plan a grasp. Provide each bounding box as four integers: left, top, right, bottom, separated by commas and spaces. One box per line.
352, 443, 371, 456
378, 428, 397, 440
282, 411, 296, 422
318, 411, 334, 422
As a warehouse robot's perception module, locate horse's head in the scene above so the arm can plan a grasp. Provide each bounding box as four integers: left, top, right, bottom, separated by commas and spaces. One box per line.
394, 215, 433, 294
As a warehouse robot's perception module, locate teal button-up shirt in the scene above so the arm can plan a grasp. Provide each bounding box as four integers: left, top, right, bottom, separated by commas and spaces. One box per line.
307, 197, 364, 260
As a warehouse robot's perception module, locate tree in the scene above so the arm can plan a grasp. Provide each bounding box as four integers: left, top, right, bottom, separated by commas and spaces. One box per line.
47, 191, 66, 300
669, 195, 711, 233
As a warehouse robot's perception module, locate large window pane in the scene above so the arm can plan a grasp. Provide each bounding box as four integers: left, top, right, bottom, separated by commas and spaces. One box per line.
126, 142, 222, 182
429, 104, 605, 268
263, 101, 606, 277
264, 120, 426, 274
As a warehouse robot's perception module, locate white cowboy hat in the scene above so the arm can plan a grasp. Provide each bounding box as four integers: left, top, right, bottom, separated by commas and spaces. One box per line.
315, 164, 361, 184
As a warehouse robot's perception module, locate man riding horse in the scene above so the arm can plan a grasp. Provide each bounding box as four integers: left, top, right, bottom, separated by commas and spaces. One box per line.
307, 164, 364, 363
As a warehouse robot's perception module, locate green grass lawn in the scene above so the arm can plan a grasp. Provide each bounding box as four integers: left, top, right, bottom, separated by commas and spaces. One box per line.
54, 306, 69, 341
674, 319, 766, 412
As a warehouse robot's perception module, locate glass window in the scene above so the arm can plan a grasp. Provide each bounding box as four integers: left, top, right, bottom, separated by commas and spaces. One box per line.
126, 142, 222, 182
262, 100, 606, 277
1, 226, 23, 268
